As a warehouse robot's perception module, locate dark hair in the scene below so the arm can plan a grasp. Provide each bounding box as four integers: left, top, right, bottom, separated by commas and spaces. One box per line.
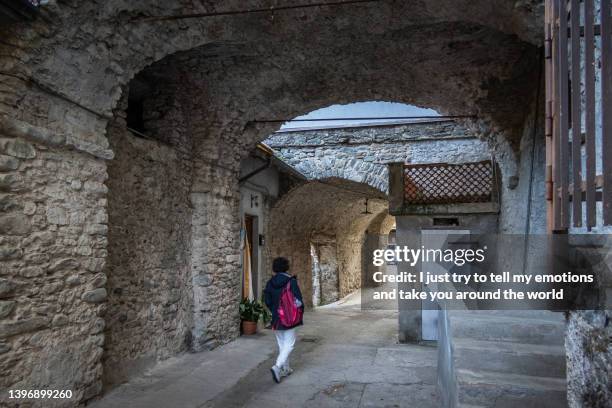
272, 257, 290, 273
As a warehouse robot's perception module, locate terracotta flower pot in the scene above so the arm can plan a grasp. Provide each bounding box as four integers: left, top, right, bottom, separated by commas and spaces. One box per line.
241, 320, 257, 335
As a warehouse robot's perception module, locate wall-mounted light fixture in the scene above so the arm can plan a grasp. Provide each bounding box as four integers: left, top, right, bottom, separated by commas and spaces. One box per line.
361, 198, 372, 214
250, 193, 259, 209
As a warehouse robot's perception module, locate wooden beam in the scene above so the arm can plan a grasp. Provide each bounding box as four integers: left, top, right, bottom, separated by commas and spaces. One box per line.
388, 162, 405, 215
570, 0, 582, 226
585, 0, 597, 228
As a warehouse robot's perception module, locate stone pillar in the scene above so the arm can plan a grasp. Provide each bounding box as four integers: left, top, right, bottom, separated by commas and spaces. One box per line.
362, 232, 387, 289
566, 310, 612, 407
318, 245, 340, 304
103, 117, 195, 387
190, 164, 242, 351
310, 244, 321, 307
0, 78, 114, 403
310, 234, 340, 305
395, 217, 423, 343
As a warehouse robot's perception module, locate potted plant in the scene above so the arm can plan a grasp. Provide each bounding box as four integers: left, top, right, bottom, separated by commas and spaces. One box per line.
239, 298, 271, 335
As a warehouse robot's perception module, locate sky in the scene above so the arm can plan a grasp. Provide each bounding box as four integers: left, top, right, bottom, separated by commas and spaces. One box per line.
280, 101, 440, 130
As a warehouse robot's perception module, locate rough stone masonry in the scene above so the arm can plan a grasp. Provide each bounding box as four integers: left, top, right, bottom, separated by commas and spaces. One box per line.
264, 120, 492, 193
263, 120, 493, 307
0, 1, 608, 407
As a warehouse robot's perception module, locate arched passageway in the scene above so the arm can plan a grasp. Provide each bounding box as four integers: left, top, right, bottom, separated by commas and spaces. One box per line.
266, 178, 387, 307
97, 35, 533, 388
0, 1, 567, 406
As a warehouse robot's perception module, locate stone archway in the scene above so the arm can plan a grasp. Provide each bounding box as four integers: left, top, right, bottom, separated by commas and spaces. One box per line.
1, 1, 542, 120
0, 2, 547, 403
93, 27, 536, 372
265, 119, 495, 194
361, 210, 396, 290
266, 178, 387, 307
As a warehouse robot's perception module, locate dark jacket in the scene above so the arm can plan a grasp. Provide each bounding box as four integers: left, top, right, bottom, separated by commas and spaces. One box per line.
264, 272, 304, 330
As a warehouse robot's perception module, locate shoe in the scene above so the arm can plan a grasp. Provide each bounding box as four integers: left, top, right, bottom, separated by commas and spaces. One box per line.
270, 365, 281, 383
281, 366, 294, 377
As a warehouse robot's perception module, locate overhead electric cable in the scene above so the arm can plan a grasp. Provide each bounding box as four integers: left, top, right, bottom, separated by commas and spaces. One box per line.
251, 115, 475, 124
135, 0, 382, 22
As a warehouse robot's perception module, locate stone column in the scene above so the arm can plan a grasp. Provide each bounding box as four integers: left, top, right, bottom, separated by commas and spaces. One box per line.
311, 234, 340, 305
395, 217, 423, 343
190, 164, 242, 351
310, 244, 322, 307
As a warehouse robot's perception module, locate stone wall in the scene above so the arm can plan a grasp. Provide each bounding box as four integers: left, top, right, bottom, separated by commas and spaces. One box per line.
0, 115, 110, 405
103, 122, 194, 387
336, 212, 377, 298
266, 115, 548, 236
0, 0, 543, 137
189, 164, 242, 352
265, 121, 490, 193
496, 107, 547, 234
117, 61, 246, 356
262, 174, 379, 308
361, 212, 396, 289
310, 234, 340, 305
266, 179, 388, 306
566, 310, 611, 407
265, 122, 495, 306
0, 1, 550, 404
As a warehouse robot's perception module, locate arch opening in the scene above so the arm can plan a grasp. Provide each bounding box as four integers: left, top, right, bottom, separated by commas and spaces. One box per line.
266, 177, 388, 308
0, 2, 552, 403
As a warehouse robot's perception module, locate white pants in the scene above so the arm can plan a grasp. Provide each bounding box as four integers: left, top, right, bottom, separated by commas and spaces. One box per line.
274, 328, 296, 369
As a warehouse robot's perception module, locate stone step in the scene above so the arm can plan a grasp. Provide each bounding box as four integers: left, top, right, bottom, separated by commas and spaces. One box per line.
457, 369, 568, 408
453, 309, 565, 322
453, 338, 566, 378
450, 313, 565, 345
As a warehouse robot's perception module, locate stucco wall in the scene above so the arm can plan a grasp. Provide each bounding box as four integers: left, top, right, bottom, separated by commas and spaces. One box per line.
239, 155, 283, 301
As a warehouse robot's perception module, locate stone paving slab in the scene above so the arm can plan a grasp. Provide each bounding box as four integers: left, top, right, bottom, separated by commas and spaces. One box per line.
89, 335, 274, 408
90, 301, 438, 408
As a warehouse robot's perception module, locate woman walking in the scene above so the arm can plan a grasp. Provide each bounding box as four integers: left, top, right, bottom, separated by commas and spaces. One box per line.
264, 257, 304, 383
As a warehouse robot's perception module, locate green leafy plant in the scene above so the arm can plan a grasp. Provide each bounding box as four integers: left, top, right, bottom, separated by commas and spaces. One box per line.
239, 298, 271, 323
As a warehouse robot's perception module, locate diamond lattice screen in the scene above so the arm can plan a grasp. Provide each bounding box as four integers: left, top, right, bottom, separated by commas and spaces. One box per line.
403, 161, 494, 205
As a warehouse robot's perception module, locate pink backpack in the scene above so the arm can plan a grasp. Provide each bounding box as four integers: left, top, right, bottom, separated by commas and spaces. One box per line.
277, 280, 303, 328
